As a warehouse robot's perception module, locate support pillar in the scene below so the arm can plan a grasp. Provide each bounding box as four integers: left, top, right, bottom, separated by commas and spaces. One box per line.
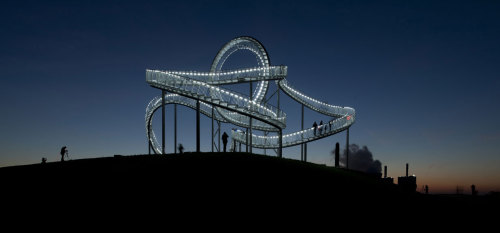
211, 106, 214, 152
246, 128, 249, 152
277, 86, 280, 110
301, 104, 304, 161
278, 129, 283, 158
249, 118, 253, 154
162, 90, 165, 155
335, 142, 340, 167
174, 104, 177, 154
196, 100, 200, 153
304, 143, 307, 162
249, 81, 253, 154
218, 121, 221, 152
346, 127, 350, 169
264, 131, 268, 155
277, 86, 282, 158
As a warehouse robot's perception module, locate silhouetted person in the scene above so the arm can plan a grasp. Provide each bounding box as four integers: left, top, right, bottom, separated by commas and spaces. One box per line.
41, 157, 47, 164
178, 144, 184, 154
471, 184, 477, 196
222, 132, 229, 152
313, 121, 318, 135
60, 146, 67, 162
319, 121, 323, 134
425, 185, 429, 194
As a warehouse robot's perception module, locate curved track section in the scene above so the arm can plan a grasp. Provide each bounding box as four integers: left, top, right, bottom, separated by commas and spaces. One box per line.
145, 36, 355, 153
231, 80, 355, 149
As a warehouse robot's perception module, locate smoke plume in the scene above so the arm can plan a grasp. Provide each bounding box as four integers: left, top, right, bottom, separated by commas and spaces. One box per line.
337, 144, 381, 174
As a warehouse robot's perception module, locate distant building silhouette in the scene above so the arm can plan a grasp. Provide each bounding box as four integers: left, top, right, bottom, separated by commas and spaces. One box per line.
381, 165, 394, 184
334, 142, 339, 167
471, 184, 478, 196
397, 163, 416, 193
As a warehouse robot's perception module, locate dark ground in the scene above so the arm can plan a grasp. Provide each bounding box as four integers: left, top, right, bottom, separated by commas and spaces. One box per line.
1, 152, 498, 224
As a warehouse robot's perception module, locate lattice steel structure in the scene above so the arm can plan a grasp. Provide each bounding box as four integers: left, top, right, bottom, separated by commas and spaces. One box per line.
145, 36, 355, 159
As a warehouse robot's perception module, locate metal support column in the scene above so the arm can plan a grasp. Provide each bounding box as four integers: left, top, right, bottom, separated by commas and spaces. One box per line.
211, 106, 214, 152
162, 90, 165, 155
249, 81, 253, 154
277, 86, 280, 110
196, 100, 200, 153
301, 104, 304, 161
264, 131, 268, 155
346, 127, 350, 169
304, 143, 307, 162
278, 129, 283, 158
148, 139, 151, 155
218, 121, 221, 152
174, 104, 177, 154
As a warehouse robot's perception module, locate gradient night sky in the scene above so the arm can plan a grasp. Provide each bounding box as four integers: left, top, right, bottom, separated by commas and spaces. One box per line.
1, 0, 499, 194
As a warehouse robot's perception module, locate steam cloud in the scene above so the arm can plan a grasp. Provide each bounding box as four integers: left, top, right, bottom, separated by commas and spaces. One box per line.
338, 144, 381, 174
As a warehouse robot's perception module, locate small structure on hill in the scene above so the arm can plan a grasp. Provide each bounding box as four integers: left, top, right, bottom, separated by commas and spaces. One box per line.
398, 163, 417, 193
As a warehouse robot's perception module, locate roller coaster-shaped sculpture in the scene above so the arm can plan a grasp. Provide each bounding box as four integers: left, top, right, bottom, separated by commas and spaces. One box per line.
145, 36, 355, 158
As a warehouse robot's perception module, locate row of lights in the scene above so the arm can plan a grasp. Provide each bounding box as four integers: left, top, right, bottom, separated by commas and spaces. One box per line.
232, 115, 353, 143
153, 69, 282, 120
281, 80, 356, 118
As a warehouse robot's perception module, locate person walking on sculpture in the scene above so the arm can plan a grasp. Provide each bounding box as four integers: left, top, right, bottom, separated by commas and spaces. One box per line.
313, 121, 318, 135
222, 132, 229, 152
319, 120, 323, 134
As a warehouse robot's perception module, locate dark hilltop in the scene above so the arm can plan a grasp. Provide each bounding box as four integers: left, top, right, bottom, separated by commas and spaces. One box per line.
2, 152, 498, 221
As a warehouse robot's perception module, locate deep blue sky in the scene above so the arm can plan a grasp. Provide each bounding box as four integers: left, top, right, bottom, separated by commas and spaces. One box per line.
1, 0, 499, 193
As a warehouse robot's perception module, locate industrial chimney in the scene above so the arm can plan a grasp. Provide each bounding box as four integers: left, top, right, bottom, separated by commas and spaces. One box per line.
406, 163, 409, 177
335, 142, 340, 167
384, 165, 387, 178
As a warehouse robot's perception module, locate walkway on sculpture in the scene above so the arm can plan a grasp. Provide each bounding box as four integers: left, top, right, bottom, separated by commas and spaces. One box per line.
146, 68, 355, 150
145, 36, 355, 154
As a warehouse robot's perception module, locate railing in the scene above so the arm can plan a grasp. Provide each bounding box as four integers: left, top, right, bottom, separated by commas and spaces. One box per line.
279, 79, 355, 118
146, 69, 286, 128
146, 36, 356, 153
162, 66, 287, 84
231, 112, 355, 149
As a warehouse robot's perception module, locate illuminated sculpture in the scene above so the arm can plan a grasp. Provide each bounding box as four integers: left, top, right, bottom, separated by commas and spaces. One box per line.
145, 36, 355, 158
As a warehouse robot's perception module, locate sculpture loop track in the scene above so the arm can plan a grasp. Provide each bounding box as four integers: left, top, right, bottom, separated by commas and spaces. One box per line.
146, 36, 355, 154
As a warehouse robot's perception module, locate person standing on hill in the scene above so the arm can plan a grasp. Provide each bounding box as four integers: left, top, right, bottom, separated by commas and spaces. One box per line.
178, 144, 184, 154
222, 132, 229, 152
60, 146, 67, 162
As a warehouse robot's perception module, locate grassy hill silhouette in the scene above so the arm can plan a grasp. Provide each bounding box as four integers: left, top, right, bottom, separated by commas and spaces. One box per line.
2, 152, 498, 218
